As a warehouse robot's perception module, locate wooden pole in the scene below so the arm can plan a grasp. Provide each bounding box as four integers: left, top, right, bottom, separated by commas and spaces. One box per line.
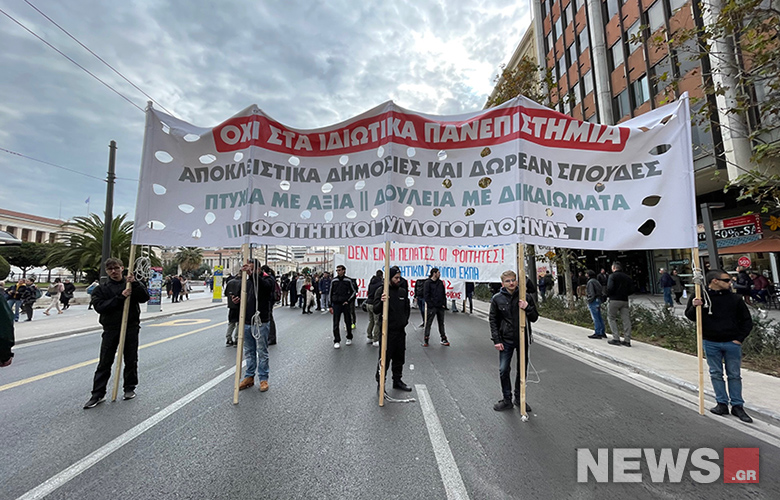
517, 243, 528, 418
378, 241, 391, 406
110, 244, 137, 402
233, 243, 249, 405
693, 247, 704, 415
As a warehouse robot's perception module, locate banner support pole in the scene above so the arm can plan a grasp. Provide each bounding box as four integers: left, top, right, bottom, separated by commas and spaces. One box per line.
111, 244, 137, 402
233, 243, 249, 405
378, 241, 391, 406
518, 243, 527, 419
693, 247, 704, 415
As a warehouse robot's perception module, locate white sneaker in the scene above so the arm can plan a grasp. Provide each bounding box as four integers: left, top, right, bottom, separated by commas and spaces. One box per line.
334, 342, 341, 349
345, 339, 352, 346
372, 341, 380, 347
366, 338, 373, 344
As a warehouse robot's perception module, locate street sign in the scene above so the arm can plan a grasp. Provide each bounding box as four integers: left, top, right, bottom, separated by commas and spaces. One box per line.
738, 256, 752, 268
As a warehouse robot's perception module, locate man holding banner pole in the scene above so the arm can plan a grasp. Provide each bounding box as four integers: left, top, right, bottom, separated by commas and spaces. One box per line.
236, 259, 275, 392
489, 269, 538, 412
374, 266, 412, 392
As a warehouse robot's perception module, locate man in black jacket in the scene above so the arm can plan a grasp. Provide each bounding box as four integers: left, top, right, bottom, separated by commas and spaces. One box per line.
329, 265, 357, 348
365, 270, 383, 346
423, 268, 449, 346
374, 266, 412, 391
489, 270, 539, 411
224, 274, 242, 346
606, 261, 634, 347
84, 258, 150, 409
685, 269, 754, 423
237, 260, 276, 392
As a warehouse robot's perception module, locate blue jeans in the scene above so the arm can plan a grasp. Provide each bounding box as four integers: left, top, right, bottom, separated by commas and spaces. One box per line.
499, 340, 528, 401
663, 287, 673, 307
243, 322, 270, 381
703, 340, 744, 407
9, 298, 21, 321
587, 299, 605, 336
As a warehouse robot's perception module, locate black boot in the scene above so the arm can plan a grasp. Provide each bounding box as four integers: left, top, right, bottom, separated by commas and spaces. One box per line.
709, 402, 729, 415
393, 380, 412, 392
731, 405, 753, 423
493, 399, 513, 411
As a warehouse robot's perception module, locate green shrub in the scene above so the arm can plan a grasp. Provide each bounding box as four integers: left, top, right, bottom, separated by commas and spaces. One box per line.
0, 255, 9, 280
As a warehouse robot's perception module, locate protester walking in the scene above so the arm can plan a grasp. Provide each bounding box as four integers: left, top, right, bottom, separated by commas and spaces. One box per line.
60, 279, 76, 310
585, 270, 606, 339
606, 262, 634, 347
423, 268, 449, 346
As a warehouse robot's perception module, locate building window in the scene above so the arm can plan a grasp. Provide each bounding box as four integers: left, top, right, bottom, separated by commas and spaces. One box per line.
626, 21, 642, 54
582, 70, 594, 95
676, 38, 699, 76
565, 3, 573, 24
586, 113, 598, 123
568, 43, 578, 68
578, 29, 590, 52
613, 89, 630, 121
558, 57, 568, 80
541, 0, 547, 18
632, 75, 650, 107
555, 17, 563, 40
547, 32, 555, 54
609, 40, 624, 70
669, 0, 687, 13
647, 1, 665, 33
650, 56, 672, 92
572, 81, 582, 104
605, 0, 620, 21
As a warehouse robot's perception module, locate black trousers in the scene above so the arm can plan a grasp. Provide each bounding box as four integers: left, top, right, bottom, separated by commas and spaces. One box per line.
22, 303, 34, 321
331, 302, 353, 342
268, 311, 277, 344
91, 327, 140, 397
375, 333, 406, 383
424, 307, 446, 340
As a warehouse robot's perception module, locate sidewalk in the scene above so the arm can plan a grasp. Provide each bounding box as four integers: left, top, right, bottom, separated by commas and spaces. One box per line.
471, 298, 780, 426
13, 286, 225, 344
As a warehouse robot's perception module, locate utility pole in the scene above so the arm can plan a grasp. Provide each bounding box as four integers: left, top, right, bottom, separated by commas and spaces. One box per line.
100, 140, 117, 284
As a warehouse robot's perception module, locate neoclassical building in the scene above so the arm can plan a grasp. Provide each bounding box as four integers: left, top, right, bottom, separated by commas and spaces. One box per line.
0, 208, 67, 243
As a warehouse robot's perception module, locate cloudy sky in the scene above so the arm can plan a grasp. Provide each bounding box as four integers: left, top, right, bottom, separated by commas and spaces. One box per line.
0, 0, 530, 223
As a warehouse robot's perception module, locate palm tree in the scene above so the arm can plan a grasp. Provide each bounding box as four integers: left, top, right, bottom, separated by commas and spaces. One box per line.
175, 247, 203, 277
47, 213, 159, 280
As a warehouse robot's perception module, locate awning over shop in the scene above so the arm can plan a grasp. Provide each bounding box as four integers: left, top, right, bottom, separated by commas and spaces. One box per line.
718, 234, 780, 254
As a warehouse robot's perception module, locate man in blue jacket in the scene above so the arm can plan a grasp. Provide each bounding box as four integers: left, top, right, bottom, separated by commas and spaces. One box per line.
685, 269, 754, 423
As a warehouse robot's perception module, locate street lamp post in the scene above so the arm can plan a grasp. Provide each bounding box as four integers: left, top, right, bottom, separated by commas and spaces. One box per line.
700, 202, 725, 271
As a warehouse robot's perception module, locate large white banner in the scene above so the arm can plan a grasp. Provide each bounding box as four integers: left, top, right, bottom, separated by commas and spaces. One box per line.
133, 95, 697, 250
336, 243, 517, 300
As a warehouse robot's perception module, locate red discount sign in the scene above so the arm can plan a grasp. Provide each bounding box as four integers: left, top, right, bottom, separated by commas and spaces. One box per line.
738, 256, 752, 268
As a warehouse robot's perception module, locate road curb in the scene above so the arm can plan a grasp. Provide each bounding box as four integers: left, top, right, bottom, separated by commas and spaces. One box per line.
15, 303, 226, 345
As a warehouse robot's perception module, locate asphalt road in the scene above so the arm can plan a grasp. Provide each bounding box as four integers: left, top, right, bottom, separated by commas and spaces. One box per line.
1, 304, 779, 499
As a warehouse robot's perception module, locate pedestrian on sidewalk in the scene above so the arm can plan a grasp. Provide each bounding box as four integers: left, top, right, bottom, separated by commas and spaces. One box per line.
43, 278, 65, 315
224, 274, 241, 346
658, 268, 674, 309
319, 272, 331, 311
328, 265, 356, 348
685, 269, 754, 423
374, 266, 412, 392
489, 269, 538, 411
60, 279, 76, 310
180, 276, 190, 300
5, 280, 26, 322
606, 262, 634, 347
21, 279, 39, 322
0, 292, 15, 367
671, 269, 685, 304
171, 275, 182, 303
237, 259, 275, 392
423, 268, 449, 347
83, 257, 150, 409
86, 279, 99, 310
585, 270, 606, 339
733, 266, 753, 305
365, 269, 383, 346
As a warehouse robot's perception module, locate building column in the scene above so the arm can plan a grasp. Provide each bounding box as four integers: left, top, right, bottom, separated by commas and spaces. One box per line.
586, 0, 614, 124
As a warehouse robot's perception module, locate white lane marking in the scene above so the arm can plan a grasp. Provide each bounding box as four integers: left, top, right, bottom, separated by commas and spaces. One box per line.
17, 366, 236, 500
416, 384, 470, 500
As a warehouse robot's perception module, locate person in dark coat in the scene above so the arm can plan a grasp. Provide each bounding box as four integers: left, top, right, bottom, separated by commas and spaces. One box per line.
685, 269, 754, 423
606, 262, 634, 347
236, 259, 276, 392
261, 265, 278, 346
21, 279, 38, 322
60, 279, 76, 310
489, 269, 539, 411
83, 257, 150, 409
414, 277, 427, 327
0, 293, 15, 366
224, 274, 242, 346
733, 266, 753, 305
423, 267, 448, 346
171, 275, 182, 303
365, 270, 384, 345
374, 266, 412, 391
329, 265, 357, 348
288, 273, 298, 308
